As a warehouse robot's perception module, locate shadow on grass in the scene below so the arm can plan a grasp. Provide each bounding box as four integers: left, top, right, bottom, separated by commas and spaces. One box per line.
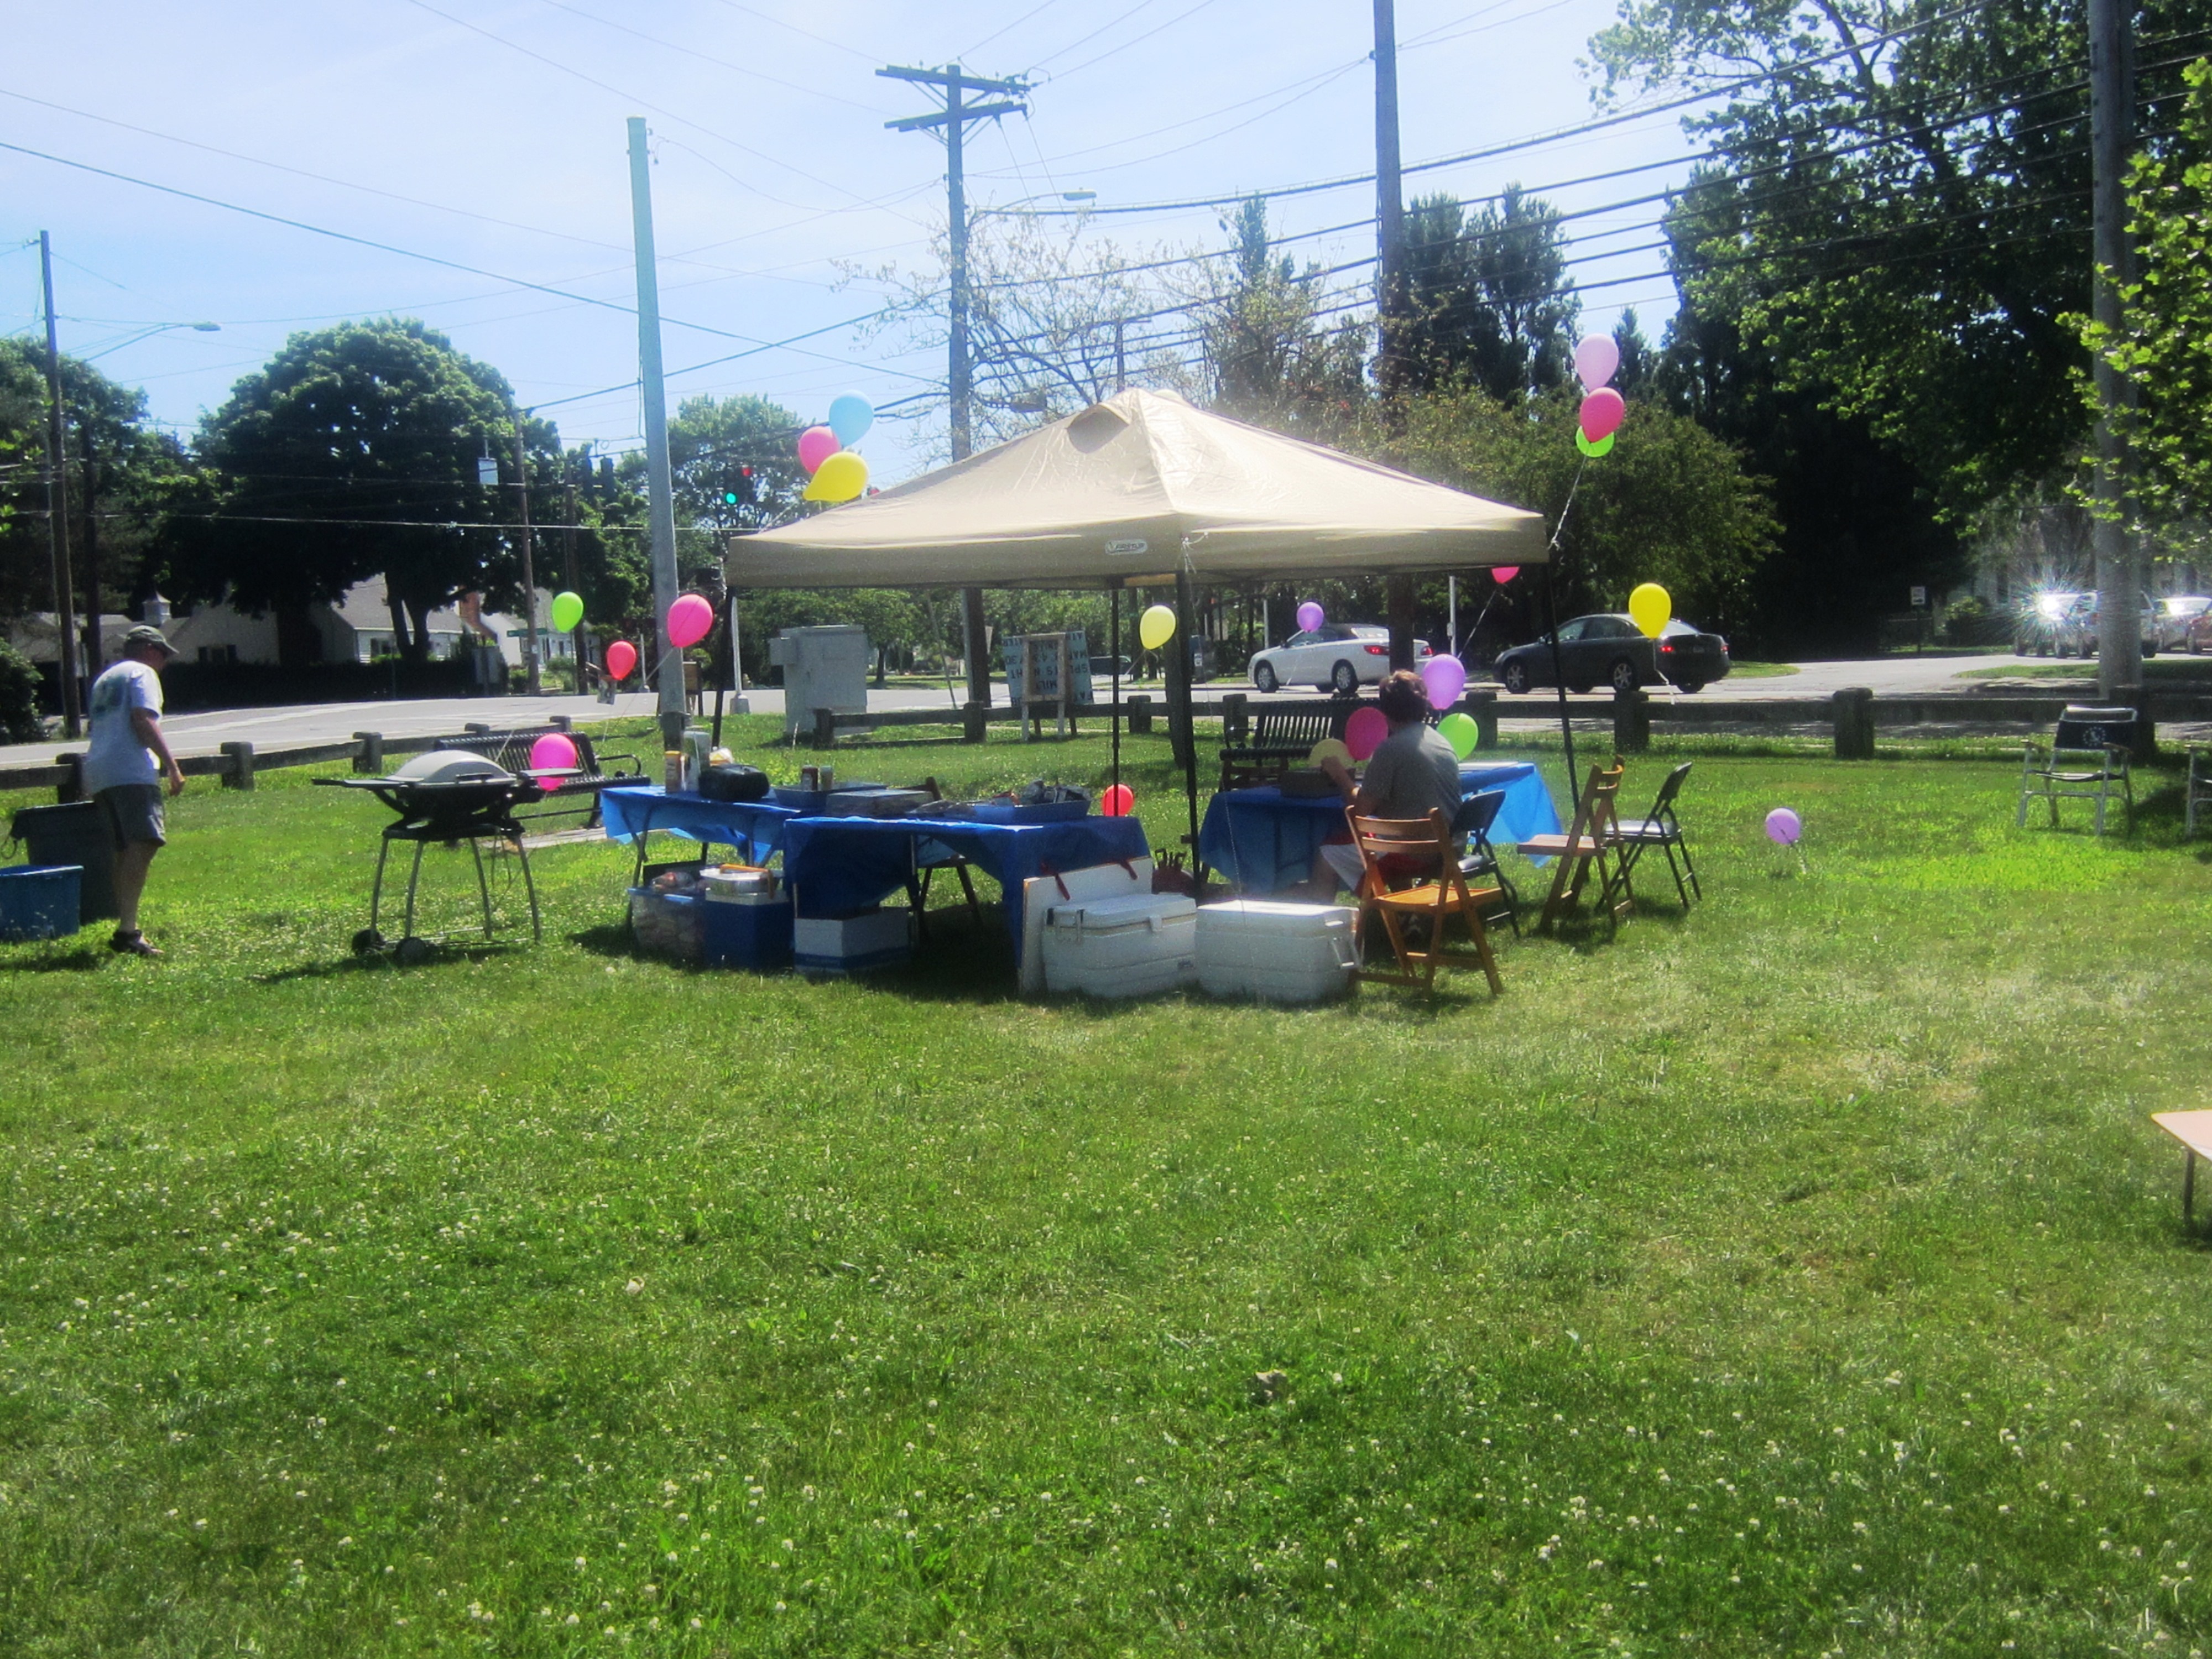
0, 944, 106, 973
251, 939, 530, 984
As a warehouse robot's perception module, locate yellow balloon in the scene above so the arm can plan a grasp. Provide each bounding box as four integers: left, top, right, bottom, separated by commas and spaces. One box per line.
1308, 738, 1351, 769
1138, 603, 1177, 651
805, 450, 869, 503
1629, 582, 1672, 640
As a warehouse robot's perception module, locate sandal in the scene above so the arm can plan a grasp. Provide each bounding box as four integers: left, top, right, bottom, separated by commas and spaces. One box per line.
108, 929, 163, 959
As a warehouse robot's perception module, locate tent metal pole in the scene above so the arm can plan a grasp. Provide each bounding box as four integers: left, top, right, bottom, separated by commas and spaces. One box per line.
1542, 559, 1578, 797
1175, 568, 1200, 862
1109, 582, 1121, 799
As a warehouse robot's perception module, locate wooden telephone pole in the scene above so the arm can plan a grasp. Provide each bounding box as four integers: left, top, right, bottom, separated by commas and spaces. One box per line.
39, 232, 81, 738
881, 61, 1030, 712
2089, 0, 2141, 706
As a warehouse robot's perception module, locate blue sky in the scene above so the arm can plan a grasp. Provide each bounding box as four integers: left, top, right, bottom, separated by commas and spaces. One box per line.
3, 0, 1704, 486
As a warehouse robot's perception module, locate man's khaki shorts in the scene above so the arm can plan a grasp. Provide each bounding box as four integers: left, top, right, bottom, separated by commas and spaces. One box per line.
96, 784, 166, 849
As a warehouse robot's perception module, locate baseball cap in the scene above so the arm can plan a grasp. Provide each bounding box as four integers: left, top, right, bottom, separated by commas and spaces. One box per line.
122, 624, 176, 656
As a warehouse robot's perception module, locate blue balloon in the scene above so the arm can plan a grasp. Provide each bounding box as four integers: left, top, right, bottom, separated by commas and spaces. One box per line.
827, 393, 874, 447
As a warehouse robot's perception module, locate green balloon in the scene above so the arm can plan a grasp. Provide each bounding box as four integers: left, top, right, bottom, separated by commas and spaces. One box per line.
550, 591, 585, 633
1575, 429, 1615, 459
1438, 711, 1479, 761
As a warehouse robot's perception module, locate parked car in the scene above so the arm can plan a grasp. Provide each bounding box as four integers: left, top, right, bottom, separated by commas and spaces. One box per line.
2053, 592, 2158, 657
1490, 613, 1732, 695
2157, 596, 2211, 651
1248, 623, 1433, 693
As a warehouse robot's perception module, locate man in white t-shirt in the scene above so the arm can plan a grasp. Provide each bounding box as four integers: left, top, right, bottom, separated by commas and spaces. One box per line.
81, 624, 185, 958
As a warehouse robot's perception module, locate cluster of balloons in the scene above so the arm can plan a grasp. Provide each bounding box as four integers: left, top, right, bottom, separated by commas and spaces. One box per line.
582, 591, 719, 694
1573, 335, 1625, 459
799, 394, 875, 504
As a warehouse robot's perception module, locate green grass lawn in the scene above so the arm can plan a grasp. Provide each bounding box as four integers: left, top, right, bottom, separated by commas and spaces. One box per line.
3, 726, 2211, 1657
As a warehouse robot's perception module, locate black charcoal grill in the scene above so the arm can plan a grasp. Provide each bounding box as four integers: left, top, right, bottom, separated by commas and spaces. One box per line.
317, 754, 567, 962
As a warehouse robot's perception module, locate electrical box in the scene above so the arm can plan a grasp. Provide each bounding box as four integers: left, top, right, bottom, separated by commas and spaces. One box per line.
768, 625, 869, 736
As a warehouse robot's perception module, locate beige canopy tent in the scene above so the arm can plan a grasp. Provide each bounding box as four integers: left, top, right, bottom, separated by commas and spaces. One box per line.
728, 388, 1546, 587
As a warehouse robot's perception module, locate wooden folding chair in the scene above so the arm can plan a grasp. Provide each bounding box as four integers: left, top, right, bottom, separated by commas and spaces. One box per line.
1515, 759, 1633, 930
1344, 806, 1505, 995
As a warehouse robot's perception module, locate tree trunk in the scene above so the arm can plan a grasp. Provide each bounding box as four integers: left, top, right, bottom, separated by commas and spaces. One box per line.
387, 589, 414, 659
403, 596, 436, 663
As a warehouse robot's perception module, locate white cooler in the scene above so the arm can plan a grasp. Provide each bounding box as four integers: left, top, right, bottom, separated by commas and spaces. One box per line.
1196, 900, 1357, 1002
1040, 893, 1197, 998
794, 907, 914, 974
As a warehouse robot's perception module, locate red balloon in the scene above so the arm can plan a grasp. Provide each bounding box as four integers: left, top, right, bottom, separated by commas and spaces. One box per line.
606, 639, 638, 682
1578, 387, 1626, 443
1344, 706, 1389, 762
1102, 783, 1134, 817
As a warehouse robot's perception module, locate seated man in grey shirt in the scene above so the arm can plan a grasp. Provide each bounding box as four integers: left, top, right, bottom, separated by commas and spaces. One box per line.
1305, 669, 1463, 896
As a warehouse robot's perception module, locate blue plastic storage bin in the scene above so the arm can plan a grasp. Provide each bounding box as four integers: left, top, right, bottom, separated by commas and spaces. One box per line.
702, 895, 794, 971
0, 864, 84, 941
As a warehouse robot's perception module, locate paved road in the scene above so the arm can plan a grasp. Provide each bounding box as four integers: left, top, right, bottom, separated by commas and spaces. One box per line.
0, 655, 2089, 772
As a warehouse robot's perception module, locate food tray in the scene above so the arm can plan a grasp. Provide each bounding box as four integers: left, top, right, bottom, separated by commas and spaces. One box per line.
965, 798, 1089, 824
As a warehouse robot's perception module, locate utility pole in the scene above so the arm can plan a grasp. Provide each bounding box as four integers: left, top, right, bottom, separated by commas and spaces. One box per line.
1114, 317, 1127, 394
38, 232, 81, 738
564, 478, 588, 696
80, 422, 103, 682
1373, 0, 1408, 402
627, 116, 686, 746
512, 421, 541, 695
882, 61, 1029, 713
2089, 0, 2140, 705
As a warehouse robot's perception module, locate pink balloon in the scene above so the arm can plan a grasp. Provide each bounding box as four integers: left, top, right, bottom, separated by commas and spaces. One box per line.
1296, 600, 1325, 633
1493, 565, 1520, 583
1344, 706, 1389, 762
605, 639, 638, 682
667, 593, 714, 650
1421, 654, 1466, 711
1578, 388, 1626, 444
1573, 334, 1620, 392
796, 426, 839, 474
528, 731, 578, 792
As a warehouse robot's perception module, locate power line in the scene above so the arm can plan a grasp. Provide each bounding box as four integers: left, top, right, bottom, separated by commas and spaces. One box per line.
525, 0, 895, 114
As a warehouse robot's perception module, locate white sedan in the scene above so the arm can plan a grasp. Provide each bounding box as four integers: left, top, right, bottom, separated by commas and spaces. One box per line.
1249, 624, 1433, 694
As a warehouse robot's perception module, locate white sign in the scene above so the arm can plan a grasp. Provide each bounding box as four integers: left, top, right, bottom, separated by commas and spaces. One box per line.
1910, 586, 1927, 608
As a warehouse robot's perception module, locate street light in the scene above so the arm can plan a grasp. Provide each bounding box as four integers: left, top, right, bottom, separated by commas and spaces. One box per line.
80, 320, 221, 363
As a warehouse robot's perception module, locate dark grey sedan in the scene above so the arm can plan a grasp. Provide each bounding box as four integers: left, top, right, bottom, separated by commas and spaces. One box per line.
1491, 614, 1731, 695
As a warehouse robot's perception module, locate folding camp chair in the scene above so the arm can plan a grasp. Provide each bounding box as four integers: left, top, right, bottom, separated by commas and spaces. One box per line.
1515, 759, 1632, 931
2018, 705, 2135, 836
1344, 805, 1504, 995
912, 777, 983, 938
1451, 788, 1521, 937
1613, 761, 1701, 906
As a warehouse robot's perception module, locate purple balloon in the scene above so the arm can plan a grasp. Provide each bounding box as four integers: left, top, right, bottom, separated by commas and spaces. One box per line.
1296, 600, 1324, 633
1573, 334, 1620, 392
1765, 807, 1802, 846
1421, 654, 1466, 711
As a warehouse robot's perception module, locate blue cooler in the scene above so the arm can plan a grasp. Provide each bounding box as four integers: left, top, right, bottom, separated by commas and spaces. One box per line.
0, 864, 84, 941
703, 894, 794, 970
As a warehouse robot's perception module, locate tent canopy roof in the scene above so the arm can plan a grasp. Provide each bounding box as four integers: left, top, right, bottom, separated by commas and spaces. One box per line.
730, 388, 1547, 589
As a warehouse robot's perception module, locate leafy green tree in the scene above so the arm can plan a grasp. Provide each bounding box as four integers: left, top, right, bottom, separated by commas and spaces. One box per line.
1196, 197, 1367, 436
1400, 187, 1579, 401
2084, 57, 2212, 521
1590, 0, 2197, 519
0, 636, 40, 740
169, 319, 558, 662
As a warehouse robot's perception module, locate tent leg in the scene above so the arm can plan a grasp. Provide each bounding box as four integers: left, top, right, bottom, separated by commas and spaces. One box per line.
1174, 570, 1200, 864
1110, 583, 1121, 798
1543, 560, 1578, 796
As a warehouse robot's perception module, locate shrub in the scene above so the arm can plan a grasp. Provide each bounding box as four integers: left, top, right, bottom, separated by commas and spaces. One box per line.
0, 638, 43, 742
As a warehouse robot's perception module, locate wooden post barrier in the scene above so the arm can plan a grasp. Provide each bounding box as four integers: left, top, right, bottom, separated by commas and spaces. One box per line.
962, 700, 988, 744
354, 732, 384, 774
220, 740, 255, 790
811, 707, 838, 749
1463, 690, 1498, 750
1128, 694, 1154, 736
1220, 692, 1249, 744
54, 752, 83, 803
1833, 687, 1876, 760
1613, 686, 1650, 753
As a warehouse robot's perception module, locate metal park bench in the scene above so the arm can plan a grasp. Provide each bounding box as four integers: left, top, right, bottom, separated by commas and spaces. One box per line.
433, 726, 646, 830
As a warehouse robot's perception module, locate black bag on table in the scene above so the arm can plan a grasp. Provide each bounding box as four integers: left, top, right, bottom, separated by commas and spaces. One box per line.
697, 764, 770, 802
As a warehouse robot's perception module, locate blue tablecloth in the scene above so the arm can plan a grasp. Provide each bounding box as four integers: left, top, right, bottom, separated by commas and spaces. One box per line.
1198, 761, 1562, 893
599, 787, 799, 864
780, 813, 1152, 947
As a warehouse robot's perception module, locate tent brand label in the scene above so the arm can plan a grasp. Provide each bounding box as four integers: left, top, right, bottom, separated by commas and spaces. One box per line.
1104, 538, 1149, 556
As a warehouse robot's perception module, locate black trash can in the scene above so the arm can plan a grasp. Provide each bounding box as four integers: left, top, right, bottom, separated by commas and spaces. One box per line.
8, 802, 117, 923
